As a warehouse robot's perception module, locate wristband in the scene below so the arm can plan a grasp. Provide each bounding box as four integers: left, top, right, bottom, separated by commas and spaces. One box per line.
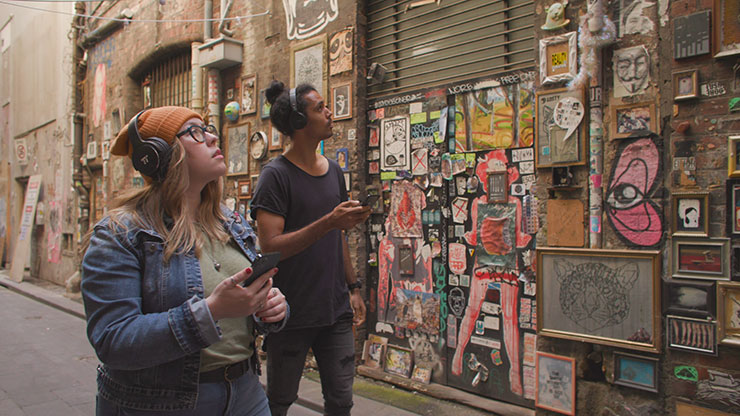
347, 281, 362, 291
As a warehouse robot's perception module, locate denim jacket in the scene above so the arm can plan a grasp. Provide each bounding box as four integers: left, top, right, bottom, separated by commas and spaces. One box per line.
81, 207, 285, 411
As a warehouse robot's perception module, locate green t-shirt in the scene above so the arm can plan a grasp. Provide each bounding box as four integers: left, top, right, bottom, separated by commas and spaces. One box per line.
198, 235, 254, 373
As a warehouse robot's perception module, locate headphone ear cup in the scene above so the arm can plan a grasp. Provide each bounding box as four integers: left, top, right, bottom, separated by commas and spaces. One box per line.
290, 111, 308, 130
131, 137, 172, 181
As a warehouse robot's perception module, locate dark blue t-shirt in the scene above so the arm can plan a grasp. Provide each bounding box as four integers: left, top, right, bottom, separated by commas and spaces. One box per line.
250, 155, 351, 330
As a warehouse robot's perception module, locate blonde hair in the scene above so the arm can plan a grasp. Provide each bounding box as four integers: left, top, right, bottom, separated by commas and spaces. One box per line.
86, 139, 228, 261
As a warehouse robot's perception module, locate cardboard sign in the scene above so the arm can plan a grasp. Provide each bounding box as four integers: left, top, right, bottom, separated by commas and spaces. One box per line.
10, 175, 42, 282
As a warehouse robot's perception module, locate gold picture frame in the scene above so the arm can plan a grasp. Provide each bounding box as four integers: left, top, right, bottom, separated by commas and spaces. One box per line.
537, 247, 661, 352
713, 0, 740, 58
290, 34, 328, 100
718, 281, 740, 347
672, 70, 698, 101
728, 135, 740, 177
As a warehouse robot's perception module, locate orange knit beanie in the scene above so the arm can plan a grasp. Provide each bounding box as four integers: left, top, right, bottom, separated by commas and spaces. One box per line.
111, 106, 203, 157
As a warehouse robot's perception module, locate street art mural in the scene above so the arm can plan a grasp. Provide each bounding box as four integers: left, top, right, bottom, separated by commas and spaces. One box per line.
282, 0, 338, 40
605, 136, 664, 248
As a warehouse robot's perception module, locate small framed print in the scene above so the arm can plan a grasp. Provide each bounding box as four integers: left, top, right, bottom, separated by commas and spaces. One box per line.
666, 315, 718, 355
539, 31, 577, 85
238, 180, 251, 197
672, 191, 709, 237
487, 171, 508, 203
240, 74, 257, 115
237, 198, 248, 219
673, 70, 698, 101
536, 352, 575, 416
712, 0, 740, 58
269, 124, 283, 151
368, 126, 379, 147
383, 345, 413, 378
727, 135, 740, 177
613, 352, 658, 393
410, 365, 432, 384
368, 161, 380, 175
343, 172, 350, 192
663, 279, 716, 319
332, 82, 352, 120
672, 237, 731, 281
259, 89, 271, 120
225, 122, 250, 176
611, 102, 656, 139
363, 334, 388, 369
717, 281, 740, 347
250, 174, 260, 195
336, 148, 349, 171
728, 179, 740, 236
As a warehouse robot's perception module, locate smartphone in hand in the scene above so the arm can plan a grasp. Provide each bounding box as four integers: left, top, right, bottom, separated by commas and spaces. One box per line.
242, 252, 281, 287
358, 194, 380, 207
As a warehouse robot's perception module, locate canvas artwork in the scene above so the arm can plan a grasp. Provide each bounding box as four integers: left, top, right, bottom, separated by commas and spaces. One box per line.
240, 75, 257, 115
390, 180, 423, 238
612, 103, 655, 139
329, 28, 353, 75
537, 248, 661, 352
384, 345, 413, 378
394, 289, 440, 334
536, 352, 575, 416
225, 122, 249, 176
291, 36, 327, 99
613, 45, 650, 98
664, 280, 716, 319
667, 315, 718, 355
476, 203, 517, 269
613, 352, 658, 393
454, 85, 516, 151
381, 116, 410, 171
411, 365, 432, 384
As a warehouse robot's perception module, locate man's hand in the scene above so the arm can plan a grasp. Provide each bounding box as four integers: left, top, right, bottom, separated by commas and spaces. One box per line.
350, 290, 366, 326
328, 200, 371, 230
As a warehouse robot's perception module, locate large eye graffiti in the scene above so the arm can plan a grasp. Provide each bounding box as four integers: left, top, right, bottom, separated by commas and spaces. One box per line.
605, 137, 663, 248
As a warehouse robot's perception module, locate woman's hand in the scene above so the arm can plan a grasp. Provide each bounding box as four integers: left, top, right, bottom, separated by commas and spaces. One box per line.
206, 267, 276, 321
256, 287, 288, 323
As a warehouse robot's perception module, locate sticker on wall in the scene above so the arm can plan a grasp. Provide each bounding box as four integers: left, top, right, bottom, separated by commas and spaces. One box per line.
381, 116, 411, 171
449, 242, 467, 275
451, 197, 469, 224
448, 315, 457, 348
441, 153, 453, 180
411, 148, 428, 175
390, 181, 423, 237
613, 45, 650, 98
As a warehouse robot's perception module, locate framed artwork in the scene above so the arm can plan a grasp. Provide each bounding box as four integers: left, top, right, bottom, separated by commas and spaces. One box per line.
269, 124, 283, 151
717, 281, 740, 347
368, 126, 379, 147
249, 131, 268, 161
673, 70, 699, 101
237, 198, 248, 219
613, 45, 650, 97
336, 148, 349, 171
240, 74, 257, 115
673, 10, 711, 59
537, 248, 661, 352
535, 352, 575, 416
675, 400, 735, 416
611, 102, 656, 139
363, 334, 388, 369
332, 83, 352, 120
713, 0, 740, 58
343, 172, 350, 192
539, 31, 577, 85
225, 122, 249, 176
664, 279, 716, 319
672, 237, 730, 281
666, 315, 718, 355
728, 179, 740, 236
329, 28, 353, 76
672, 191, 709, 237
613, 352, 658, 393
238, 180, 251, 197
259, 89, 271, 120
383, 345, 413, 378
535, 87, 587, 168
727, 135, 740, 177
486, 171, 508, 203
290, 34, 327, 100
410, 365, 432, 384
250, 174, 260, 195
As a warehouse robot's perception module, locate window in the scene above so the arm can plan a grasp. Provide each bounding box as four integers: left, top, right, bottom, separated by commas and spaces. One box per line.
367, 0, 535, 97
142, 52, 191, 108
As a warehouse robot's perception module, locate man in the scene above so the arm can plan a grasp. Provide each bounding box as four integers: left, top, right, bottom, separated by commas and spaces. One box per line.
250, 81, 370, 416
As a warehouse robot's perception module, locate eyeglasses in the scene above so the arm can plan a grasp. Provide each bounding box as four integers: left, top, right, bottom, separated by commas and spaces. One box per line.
176, 125, 219, 143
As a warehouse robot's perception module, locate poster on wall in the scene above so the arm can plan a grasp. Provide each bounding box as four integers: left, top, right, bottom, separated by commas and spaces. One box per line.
381, 116, 410, 171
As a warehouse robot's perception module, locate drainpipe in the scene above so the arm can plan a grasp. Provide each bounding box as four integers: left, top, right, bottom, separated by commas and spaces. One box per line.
72, 2, 89, 247
79, 9, 133, 49
204, 0, 213, 39
203, 0, 219, 127
191, 43, 203, 111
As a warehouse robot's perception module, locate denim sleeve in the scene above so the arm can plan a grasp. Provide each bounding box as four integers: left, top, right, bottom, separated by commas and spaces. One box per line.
81, 223, 219, 370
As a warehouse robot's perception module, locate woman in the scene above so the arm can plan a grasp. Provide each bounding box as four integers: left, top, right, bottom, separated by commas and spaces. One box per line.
81, 106, 287, 415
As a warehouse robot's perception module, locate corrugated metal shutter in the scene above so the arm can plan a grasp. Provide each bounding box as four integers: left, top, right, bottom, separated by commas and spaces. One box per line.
367, 0, 535, 98
145, 52, 192, 108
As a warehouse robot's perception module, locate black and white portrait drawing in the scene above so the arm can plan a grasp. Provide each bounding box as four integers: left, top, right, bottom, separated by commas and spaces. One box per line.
282, 0, 338, 40
613, 45, 650, 97
332, 83, 351, 120
329, 29, 353, 75
380, 116, 410, 171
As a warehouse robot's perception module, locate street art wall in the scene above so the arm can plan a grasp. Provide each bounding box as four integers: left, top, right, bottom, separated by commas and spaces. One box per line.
364, 71, 538, 408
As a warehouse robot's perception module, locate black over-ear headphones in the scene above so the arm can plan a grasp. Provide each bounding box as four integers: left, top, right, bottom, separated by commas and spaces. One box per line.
127, 110, 172, 182
289, 88, 308, 131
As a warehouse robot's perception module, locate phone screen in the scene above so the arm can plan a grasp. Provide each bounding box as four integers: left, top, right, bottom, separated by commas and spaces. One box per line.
242, 252, 281, 287
360, 194, 380, 207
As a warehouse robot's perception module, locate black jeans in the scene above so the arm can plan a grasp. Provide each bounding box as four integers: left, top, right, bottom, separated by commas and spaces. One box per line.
266, 314, 355, 416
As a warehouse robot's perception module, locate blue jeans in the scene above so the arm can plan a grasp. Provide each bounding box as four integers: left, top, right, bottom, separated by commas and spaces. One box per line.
266, 314, 355, 416
96, 371, 269, 416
